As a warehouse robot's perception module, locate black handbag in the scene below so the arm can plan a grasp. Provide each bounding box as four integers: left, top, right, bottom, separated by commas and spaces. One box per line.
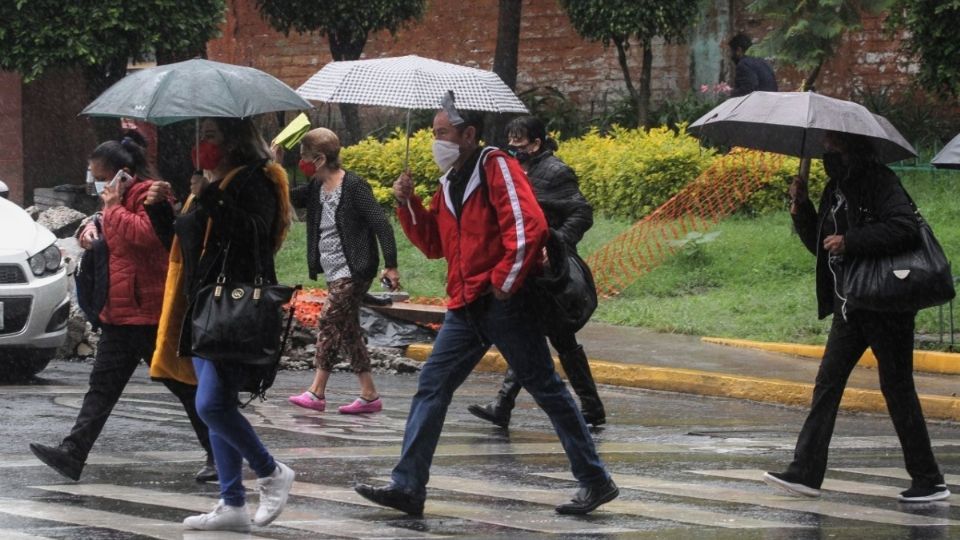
842, 192, 955, 313
191, 227, 296, 366
523, 233, 598, 335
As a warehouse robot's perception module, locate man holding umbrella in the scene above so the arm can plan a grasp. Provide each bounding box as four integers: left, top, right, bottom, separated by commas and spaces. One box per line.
354, 94, 618, 516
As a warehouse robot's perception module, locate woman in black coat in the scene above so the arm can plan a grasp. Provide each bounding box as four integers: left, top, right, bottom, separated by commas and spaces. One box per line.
286, 127, 399, 415
148, 117, 297, 532
467, 116, 606, 428
763, 131, 948, 503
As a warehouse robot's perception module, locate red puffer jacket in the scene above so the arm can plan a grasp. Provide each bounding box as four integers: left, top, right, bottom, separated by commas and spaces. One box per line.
99, 178, 169, 325
398, 147, 548, 309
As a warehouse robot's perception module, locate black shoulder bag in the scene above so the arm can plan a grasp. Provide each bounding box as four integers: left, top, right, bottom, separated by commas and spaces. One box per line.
523, 233, 599, 335
190, 216, 297, 366
842, 186, 955, 313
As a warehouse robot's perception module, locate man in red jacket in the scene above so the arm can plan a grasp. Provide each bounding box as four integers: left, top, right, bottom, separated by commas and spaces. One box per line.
355, 99, 618, 516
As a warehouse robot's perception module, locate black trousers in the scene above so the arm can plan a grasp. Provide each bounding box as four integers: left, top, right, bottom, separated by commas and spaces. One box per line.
63, 324, 211, 461
786, 310, 943, 488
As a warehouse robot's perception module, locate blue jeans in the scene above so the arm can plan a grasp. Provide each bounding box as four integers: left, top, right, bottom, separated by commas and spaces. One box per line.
193, 357, 276, 506
391, 295, 609, 497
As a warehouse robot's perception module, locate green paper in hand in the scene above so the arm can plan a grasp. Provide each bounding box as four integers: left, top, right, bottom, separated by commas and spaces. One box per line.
272, 113, 311, 150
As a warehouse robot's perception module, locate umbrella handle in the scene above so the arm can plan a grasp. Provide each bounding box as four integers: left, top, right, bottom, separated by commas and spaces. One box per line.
798, 158, 811, 181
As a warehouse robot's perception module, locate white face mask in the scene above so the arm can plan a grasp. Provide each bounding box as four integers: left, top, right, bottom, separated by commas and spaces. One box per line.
432, 140, 461, 171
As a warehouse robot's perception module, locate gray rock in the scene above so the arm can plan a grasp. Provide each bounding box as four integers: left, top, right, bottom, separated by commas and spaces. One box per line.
37, 206, 87, 238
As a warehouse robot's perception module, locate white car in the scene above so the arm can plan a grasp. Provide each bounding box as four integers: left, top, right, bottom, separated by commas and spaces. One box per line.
0, 196, 70, 380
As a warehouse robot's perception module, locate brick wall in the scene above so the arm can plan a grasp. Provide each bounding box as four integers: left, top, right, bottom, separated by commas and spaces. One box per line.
0, 71, 24, 204
208, 0, 918, 115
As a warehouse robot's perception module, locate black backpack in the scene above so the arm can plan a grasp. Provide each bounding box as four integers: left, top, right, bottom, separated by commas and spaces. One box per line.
74, 219, 109, 330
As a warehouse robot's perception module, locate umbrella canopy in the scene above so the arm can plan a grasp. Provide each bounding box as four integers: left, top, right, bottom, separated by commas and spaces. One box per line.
296, 55, 528, 113
688, 91, 916, 163
81, 58, 312, 125
931, 133, 960, 169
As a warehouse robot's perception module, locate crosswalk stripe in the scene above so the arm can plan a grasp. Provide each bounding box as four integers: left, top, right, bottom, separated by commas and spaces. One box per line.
0, 497, 263, 540
420, 475, 801, 529
32, 484, 434, 539
835, 467, 960, 487
0, 530, 55, 540
689, 468, 960, 508
291, 482, 635, 534
538, 472, 959, 527
3, 441, 684, 471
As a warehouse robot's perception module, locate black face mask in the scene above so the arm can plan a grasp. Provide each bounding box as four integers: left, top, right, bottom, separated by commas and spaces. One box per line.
507, 146, 531, 164
822, 152, 850, 179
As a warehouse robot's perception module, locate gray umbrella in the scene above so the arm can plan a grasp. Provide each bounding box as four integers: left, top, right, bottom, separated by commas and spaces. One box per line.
931, 133, 960, 170
688, 91, 916, 163
80, 58, 312, 125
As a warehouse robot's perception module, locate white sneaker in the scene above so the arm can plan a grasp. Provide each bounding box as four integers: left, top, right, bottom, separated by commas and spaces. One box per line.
183, 499, 251, 532
254, 461, 295, 526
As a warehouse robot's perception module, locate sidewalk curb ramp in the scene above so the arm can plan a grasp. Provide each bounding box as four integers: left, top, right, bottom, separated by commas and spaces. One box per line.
702, 337, 960, 376
404, 343, 960, 422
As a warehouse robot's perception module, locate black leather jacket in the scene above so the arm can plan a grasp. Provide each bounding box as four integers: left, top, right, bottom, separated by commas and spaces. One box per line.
524, 151, 593, 251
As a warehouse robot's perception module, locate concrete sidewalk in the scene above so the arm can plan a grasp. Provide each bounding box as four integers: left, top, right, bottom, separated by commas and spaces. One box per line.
404, 322, 960, 422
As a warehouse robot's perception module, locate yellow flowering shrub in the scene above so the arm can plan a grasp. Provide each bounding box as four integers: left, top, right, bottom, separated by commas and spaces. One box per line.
557, 126, 717, 220
341, 128, 441, 206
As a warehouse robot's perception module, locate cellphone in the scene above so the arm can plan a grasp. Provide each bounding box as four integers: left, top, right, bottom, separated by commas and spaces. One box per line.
109, 170, 132, 189
380, 276, 394, 290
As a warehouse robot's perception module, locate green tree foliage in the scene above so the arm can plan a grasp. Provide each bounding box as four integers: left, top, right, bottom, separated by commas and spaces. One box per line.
558, 0, 701, 127
254, 0, 425, 143
888, 0, 960, 98
747, 0, 891, 91
0, 1, 225, 91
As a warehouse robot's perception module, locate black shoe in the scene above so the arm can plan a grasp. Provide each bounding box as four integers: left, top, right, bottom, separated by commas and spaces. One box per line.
762, 471, 821, 498
29, 442, 84, 481
195, 463, 218, 483
581, 410, 606, 427
899, 484, 950, 502
467, 403, 510, 428
355, 483, 425, 516
555, 478, 619, 515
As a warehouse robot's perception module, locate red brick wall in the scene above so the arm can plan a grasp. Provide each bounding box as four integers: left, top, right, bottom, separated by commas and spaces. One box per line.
0, 71, 24, 204
208, 0, 686, 112
208, 0, 917, 114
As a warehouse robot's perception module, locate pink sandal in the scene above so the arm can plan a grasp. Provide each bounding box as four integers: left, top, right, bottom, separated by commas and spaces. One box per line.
338, 397, 383, 414
288, 391, 326, 412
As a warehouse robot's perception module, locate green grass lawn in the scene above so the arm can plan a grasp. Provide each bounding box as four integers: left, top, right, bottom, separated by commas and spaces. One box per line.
277, 169, 960, 345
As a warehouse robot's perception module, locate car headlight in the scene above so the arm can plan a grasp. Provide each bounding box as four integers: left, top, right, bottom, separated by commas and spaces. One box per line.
29, 244, 62, 276
43, 245, 61, 271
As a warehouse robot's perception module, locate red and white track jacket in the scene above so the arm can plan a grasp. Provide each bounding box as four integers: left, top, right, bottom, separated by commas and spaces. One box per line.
397, 147, 548, 309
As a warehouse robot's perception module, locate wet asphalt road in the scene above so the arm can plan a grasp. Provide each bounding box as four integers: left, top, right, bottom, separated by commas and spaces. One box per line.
0, 359, 958, 539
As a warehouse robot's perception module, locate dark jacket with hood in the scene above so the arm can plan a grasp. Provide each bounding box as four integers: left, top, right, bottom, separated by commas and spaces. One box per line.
290, 171, 397, 282
731, 56, 778, 97
524, 150, 593, 252
792, 159, 920, 319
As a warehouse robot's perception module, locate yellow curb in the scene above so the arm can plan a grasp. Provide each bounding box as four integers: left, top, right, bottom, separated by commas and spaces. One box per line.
404, 343, 960, 421
701, 337, 960, 376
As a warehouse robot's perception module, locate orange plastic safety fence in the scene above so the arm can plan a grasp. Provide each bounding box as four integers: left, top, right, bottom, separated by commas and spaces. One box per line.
586, 150, 786, 297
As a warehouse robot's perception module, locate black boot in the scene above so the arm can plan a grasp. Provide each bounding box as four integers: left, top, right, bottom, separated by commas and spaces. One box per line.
558, 345, 606, 426
30, 442, 85, 481
467, 368, 522, 428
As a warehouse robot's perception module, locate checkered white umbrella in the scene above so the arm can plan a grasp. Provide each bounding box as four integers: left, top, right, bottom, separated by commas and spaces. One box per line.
296, 55, 528, 113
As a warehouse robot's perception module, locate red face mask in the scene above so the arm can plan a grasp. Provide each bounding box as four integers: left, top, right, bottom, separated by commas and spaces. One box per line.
298, 158, 318, 178
192, 141, 223, 171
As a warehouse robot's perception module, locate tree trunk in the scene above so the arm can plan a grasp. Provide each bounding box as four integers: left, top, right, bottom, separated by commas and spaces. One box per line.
803, 57, 825, 92
613, 36, 640, 128
639, 39, 653, 128
329, 32, 368, 145
487, 0, 523, 146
